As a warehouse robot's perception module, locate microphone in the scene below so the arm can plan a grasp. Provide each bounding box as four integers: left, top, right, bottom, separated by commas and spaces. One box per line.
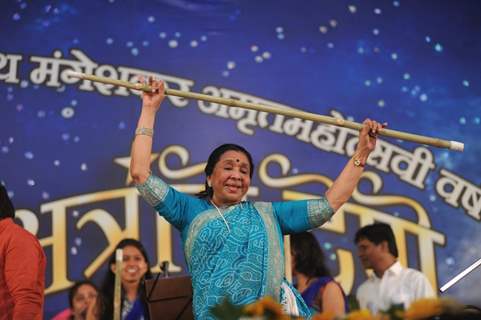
147, 261, 170, 301
160, 261, 170, 278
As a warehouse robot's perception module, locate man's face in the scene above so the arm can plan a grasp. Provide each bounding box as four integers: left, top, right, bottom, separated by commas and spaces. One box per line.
356, 238, 384, 269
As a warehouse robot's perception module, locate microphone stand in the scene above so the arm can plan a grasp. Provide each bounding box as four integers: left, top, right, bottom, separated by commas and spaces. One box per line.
147, 261, 169, 300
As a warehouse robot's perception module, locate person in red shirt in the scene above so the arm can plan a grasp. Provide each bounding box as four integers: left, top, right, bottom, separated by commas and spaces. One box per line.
0, 185, 46, 320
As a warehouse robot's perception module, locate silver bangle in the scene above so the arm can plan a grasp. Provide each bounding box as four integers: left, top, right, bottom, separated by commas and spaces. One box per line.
135, 127, 154, 137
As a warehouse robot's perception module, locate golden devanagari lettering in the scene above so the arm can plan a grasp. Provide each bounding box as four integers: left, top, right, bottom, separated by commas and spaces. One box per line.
39, 196, 73, 294
157, 145, 205, 180
71, 188, 141, 277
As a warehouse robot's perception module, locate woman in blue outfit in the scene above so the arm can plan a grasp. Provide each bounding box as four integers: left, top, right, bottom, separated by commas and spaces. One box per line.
130, 79, 384, 319
291, 232, 348, 317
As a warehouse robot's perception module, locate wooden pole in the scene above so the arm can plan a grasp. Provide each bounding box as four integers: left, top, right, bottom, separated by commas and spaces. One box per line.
113, 249, 123, 320
65, 71, 464, 152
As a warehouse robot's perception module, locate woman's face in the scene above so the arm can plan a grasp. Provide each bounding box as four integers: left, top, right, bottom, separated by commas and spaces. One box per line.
111, 245, 148, 285
208, 150, 251, 206
71, 284, 98, 319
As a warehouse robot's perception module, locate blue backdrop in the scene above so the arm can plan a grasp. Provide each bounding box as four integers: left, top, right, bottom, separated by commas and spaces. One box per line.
1, 0, 480, 318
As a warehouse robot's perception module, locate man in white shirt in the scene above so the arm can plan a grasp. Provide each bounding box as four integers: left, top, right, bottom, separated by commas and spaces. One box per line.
354, 223, 435, 313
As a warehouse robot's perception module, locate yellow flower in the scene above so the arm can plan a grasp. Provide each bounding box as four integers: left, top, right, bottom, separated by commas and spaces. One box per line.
403, 298, 443, 320
244, 301, 264, 316
345, 309, 379, 320
312, 311, 336, 320
244, 296, 287, 319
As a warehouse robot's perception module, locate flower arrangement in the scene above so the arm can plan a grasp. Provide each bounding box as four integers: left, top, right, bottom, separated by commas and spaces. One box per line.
210, 297, 479, 320
210, 296, 295, 320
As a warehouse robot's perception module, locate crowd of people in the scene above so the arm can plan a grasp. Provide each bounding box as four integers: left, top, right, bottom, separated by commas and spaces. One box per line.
50, 239, 152, 320
1, 79, 479, 319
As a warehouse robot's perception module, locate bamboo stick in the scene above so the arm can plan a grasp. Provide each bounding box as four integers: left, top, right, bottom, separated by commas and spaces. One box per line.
113, 249, 123, 320
284, 235, 293, 283
65, 71, 464, 152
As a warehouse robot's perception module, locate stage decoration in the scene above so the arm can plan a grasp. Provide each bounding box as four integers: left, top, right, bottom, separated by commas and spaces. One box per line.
210, 297, 475, 320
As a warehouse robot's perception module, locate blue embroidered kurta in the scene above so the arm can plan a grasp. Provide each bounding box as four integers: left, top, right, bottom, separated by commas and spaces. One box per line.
137, 175, 334, 319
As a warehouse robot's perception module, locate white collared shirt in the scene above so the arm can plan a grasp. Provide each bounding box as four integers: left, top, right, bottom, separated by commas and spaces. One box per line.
356, 261, 435, 313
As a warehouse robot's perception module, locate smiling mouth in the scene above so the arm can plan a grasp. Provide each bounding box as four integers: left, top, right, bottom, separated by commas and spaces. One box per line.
225, 184, 241, 192
126, 268, 138, 274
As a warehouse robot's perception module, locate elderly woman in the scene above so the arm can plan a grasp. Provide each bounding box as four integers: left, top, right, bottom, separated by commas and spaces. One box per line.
130, 79, 384, 319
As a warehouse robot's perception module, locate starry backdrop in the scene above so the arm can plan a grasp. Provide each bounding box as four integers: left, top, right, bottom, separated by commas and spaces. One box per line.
1, 0, 480, 317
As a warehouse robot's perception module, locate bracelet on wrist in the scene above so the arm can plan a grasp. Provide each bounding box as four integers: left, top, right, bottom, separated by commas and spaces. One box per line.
352, 153, 366, 167
135, 127, 154, 137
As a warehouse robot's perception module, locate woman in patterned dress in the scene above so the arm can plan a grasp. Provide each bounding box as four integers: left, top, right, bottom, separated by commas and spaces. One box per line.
130, 79, 383, 319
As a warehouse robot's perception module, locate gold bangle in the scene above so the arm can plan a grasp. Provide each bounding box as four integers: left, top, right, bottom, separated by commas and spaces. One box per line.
135, 127, 154, 137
